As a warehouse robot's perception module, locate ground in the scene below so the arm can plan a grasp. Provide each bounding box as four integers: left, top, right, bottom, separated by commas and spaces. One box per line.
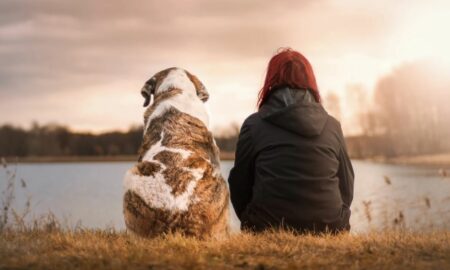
1, 230, 449, 270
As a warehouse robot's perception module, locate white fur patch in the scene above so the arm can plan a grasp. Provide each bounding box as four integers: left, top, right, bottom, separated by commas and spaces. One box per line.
157, 68, 196, 95
124, 167, 204, 212
144, 74, 209, 131
124, 132, 204, 212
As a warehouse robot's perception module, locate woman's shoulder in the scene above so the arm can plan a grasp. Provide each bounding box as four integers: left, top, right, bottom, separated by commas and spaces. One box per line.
237, 113, 262, 139
326, 114, 342, 129
324, 114, 345, 140
241, 112, 267, 131
243, 112, 260, 125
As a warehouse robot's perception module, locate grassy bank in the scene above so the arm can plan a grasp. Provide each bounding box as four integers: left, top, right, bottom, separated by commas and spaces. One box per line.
1, 229, 449, 270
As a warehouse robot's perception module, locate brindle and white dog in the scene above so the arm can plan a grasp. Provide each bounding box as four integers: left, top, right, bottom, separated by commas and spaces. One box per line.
123, 67, 229, 239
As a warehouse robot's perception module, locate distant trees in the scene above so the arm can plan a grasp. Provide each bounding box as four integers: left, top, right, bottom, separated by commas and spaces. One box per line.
213, 123, 240, 153
0, 123, 240, 157
0, 125, 28, 156
0, 123, 143, 157
371, 61, 450, 156
347, 60, 450, 158
323, 92, 342, 121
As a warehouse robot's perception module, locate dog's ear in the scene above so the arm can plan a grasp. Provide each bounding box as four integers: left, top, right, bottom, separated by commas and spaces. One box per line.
186, 71, 209, 102
141, 77, 157, 107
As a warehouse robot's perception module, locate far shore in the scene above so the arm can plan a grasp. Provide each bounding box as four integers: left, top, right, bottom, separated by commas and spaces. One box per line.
367, 152, 450, 168
2, 152, 236, 164
2, 152, 450, 168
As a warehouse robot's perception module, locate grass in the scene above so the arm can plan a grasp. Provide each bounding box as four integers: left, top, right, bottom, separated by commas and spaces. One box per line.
0, 229, 449, 270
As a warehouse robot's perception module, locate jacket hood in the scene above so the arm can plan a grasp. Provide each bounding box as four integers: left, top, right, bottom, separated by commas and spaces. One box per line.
259, 87, 328, 137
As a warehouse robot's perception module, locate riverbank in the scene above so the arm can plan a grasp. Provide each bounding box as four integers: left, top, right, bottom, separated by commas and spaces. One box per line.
2, 152, 236, 164
3, 152, 450, 169
358, 152, 450, 169
0, 230, 449, 270
386, 153, 450, 168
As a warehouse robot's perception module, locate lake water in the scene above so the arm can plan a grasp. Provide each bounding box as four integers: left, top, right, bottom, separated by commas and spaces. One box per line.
1, 160, 449, 233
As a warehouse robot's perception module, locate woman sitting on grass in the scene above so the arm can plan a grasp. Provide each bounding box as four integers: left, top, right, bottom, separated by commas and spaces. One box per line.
228, 48, 354, 233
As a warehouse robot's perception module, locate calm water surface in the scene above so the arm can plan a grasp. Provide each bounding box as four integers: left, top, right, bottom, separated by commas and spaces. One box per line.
1, 160, 449, 232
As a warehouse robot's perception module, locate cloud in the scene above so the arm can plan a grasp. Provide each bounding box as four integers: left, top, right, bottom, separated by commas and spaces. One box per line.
0, 0, 447, 132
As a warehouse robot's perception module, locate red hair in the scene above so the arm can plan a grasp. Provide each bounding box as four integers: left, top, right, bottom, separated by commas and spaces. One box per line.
257, 48, 320, 108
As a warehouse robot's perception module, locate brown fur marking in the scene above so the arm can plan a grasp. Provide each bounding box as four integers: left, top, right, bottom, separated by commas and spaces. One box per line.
153, 150, 197, 196
185, 70, 209, 102
136, 161, 161, 177
142, 88, 183, 136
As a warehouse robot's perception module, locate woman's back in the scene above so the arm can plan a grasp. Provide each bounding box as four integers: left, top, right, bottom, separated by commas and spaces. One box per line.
228, 48, 354, 233
229, 87, 354, 232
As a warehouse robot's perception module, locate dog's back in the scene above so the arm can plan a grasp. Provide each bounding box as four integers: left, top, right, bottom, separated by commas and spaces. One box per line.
123, 68, 229, 238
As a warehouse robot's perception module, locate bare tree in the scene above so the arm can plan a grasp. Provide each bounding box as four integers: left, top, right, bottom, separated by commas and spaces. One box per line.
323, 91, 342, 121
372, 60, 450, 156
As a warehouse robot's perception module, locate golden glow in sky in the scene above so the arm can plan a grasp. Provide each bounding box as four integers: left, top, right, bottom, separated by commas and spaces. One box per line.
0, 0, 449, 134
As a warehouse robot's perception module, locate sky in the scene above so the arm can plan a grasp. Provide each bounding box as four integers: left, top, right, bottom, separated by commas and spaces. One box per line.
1, 0, 449, 134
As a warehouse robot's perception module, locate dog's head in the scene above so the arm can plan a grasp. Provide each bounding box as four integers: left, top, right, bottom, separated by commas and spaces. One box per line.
141, 67, 209, 107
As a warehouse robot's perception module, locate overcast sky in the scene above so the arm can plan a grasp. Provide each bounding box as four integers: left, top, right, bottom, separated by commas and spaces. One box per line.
1, 0, 449, 134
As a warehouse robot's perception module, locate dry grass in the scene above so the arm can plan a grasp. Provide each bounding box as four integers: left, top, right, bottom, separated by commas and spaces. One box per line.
0, 229, 449, 270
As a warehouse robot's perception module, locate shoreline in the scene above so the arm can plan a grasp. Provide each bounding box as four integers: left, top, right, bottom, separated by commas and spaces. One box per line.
2, 152, 450, 168
2, 152, 236, 164
361, 153, 450, 168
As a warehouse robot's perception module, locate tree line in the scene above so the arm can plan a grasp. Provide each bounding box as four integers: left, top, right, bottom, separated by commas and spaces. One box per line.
0, 123, 142, 157
327, 60, 450, 158
0, 122, 239, 158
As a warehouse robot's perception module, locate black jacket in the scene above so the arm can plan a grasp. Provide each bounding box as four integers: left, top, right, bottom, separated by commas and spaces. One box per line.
228, 87, 354, 233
